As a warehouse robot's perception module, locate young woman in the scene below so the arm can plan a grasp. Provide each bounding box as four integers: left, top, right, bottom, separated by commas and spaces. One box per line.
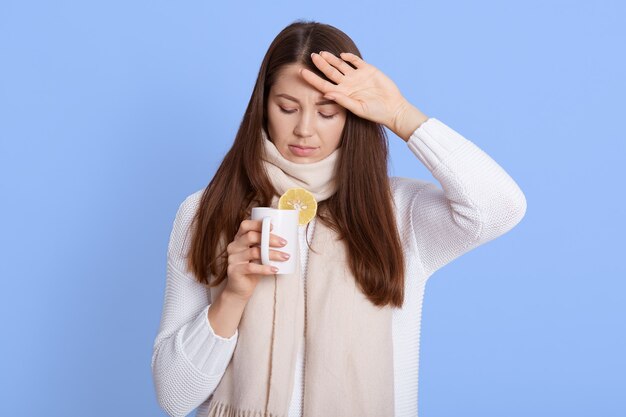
152, 20, 527, 417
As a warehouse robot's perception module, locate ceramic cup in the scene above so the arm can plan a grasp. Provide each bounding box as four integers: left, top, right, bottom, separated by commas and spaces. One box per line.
250, 207, 299, 274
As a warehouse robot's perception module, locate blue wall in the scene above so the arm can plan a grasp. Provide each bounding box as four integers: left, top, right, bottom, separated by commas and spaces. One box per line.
1, 0, 624, 415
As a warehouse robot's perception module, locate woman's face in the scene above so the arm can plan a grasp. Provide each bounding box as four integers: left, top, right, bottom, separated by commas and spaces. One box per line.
267, 63, 347, 164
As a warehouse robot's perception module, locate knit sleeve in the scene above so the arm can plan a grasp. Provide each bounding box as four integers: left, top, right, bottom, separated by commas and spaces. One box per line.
151, 192, 238, 417
405, 118, 527, 277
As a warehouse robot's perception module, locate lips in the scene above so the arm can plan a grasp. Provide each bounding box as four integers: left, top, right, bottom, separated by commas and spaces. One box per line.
289, 145, 318, 157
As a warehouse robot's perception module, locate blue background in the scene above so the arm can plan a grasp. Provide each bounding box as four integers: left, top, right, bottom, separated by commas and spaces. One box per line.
1, 0, 624, 416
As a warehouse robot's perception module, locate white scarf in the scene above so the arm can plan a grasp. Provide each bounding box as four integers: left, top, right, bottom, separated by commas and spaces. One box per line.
206, 128, 394, 416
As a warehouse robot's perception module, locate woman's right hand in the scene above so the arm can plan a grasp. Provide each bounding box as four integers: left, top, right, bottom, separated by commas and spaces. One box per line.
224, 219, 290, 302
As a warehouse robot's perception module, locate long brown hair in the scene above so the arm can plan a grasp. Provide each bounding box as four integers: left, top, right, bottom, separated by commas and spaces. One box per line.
187, 19, 405, 308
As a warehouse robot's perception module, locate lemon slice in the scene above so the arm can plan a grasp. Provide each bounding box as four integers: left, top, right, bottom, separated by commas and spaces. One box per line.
278, 187, 318, 226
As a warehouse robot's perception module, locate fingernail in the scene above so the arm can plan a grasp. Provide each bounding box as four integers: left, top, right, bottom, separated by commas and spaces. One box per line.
279, 238, 287, 245
281, 253, 290, 259
271, 267, 279, 273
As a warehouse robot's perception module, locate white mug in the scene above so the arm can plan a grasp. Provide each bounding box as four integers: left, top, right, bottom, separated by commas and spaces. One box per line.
250, 207, 299, 274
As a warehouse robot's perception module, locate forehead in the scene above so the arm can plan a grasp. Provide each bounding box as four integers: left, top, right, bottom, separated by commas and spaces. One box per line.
271, 64, 324, 98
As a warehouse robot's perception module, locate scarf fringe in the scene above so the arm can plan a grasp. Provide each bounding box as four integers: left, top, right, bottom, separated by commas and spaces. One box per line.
207, 399, 285, 417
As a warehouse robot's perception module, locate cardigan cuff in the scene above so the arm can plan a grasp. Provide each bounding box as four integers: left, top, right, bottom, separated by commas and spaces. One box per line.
181, 304, 238, 376
406, 117, 471, 171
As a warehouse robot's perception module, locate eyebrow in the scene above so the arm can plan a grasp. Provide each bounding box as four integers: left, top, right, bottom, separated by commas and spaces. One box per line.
275, 93, 337, 106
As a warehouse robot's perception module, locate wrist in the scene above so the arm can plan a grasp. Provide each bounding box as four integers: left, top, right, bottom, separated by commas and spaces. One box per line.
221, 288, 251, 306
208, 289, 248, 339
391, 100, 429, 142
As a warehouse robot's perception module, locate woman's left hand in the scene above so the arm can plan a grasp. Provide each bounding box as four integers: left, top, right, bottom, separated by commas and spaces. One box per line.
300, 51, 412, 131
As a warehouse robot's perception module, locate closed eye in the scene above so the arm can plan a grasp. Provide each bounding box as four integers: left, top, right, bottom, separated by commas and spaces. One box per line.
279, 107, 337, 119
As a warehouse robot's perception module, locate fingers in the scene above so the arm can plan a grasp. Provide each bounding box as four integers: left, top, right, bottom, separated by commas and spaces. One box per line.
228, 219, 291, 277
338, 52, 366, 69
230, 220, 288, 254
310, 52, 350, 84
302, 51, 366, 96
227, 259, 277, 278
319, 51, 356, 75
235, 219, 271, 240
229, 245, 291, 265
237, 230, 286, 251
300, 64, 337, 93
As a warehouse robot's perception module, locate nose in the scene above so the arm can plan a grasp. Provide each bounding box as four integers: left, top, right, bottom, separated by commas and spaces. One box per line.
294, 110, 315, 138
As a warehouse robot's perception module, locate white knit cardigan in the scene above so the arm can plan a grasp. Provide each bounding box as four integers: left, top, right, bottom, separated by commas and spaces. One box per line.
151, 118, 527, 417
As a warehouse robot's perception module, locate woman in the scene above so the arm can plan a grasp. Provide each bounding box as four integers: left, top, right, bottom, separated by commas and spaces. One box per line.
152, 20, 527, 417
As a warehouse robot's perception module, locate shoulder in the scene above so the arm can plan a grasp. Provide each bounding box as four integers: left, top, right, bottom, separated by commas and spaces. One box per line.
185, 187, 204, 206
168, 188, 205, 258
175, 188, 205, 220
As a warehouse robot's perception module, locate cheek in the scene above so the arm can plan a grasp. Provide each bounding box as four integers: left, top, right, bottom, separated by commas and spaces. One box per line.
326, 120, 345, 140
267, 110, 283, 135
268, 106, 279, 122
